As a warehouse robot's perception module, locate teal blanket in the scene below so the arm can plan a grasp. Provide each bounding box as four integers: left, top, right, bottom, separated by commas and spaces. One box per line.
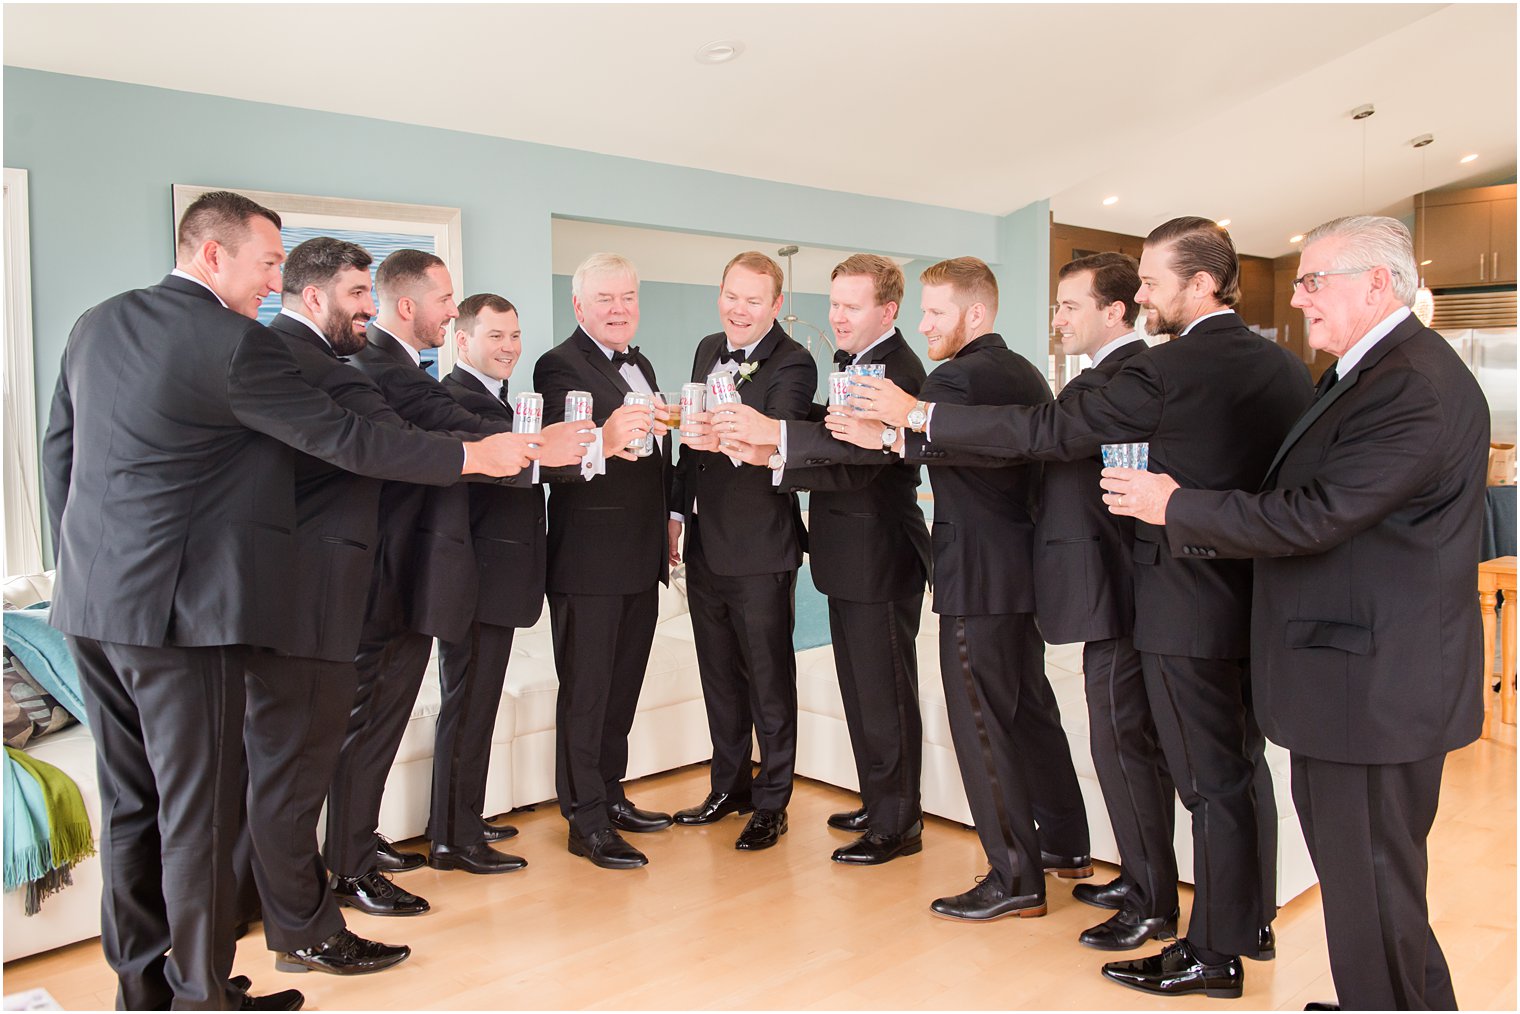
3, 604, 94, 914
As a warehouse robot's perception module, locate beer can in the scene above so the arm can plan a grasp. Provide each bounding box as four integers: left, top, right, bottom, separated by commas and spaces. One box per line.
680, 382, 707, 429
564, 390, 594, 422
623, 391, 655, 457
827, 371, 852, 406
512, 392, 544, 434
707, 370, 741, 406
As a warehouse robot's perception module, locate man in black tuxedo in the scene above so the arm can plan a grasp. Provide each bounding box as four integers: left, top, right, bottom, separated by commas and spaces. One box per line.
1104, 215, 1486, 1010
244, 238, 418, 977
847, 220, 1311, 997
669, 251, 818, 850
533, 253, 676, 869
1038, 253, 1178, 950
326, 251, 590, 912
42, 192, 533, 1010
713, 254, 931, 864
829, 257, 1090, 919
428, 292, 617, 873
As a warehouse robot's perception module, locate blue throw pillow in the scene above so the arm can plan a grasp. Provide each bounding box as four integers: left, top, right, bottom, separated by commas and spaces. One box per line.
2, 606, 87, 729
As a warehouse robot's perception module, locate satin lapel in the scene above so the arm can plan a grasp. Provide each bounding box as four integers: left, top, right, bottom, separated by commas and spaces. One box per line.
448, 365, 509, 421
574, 328, 632, 395
1263, 368, 1360, 484
364, 323, 417, 368
863, 329, 906, 365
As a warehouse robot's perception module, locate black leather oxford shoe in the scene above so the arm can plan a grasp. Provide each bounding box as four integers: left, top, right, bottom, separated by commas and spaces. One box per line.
1072, 875, 1131, 910
831, 822, 923, 865
330, 871, 430, 917
1256, 924, 1276, 960
428, 841, 528, 875
1101, 939, 1244, 999
735, 809, 788, 850
826, 806, 870, 832
1040, 849, 1094, 879
568, 827, 648, 869
241, 989, 304, 1011
608, 800, 675, 833
374, 837, 425, 873
1079, 908, 1180, 951
930, 874, 1046, 921
1303, 1003, 1340, 1010
275, 928, 411, 976
480, 817, 519, 842
673, 791, 753, 826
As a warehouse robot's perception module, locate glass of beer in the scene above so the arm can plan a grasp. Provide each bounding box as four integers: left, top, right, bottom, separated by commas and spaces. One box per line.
655, 391, 682, 428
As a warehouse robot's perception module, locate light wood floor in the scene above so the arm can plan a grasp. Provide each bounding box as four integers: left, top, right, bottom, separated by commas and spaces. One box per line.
7, 726, 1515, 1011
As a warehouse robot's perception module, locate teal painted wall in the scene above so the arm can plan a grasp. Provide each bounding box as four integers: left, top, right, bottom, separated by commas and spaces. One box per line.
5, 67, 1052, 549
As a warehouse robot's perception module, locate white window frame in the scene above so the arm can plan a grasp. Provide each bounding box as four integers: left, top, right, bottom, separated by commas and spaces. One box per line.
3, 167, 44, 577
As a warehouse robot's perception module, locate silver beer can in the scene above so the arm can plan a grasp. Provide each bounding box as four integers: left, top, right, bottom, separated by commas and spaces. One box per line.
623, 391, 655, 457
827, 371, 851, 406
680, 382, 707, 429
565, 390, 594, 422
512, 392, 544, 434
707, 370, 741, 406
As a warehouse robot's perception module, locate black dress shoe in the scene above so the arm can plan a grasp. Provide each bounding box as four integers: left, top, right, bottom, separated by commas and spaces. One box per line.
831, 822, 923, 865
735, 809, 788, 850
1040, 849, 1094, 879
275, 928, 411, 975
241, 989, 304, 1011
827, 806, 870, 832
608, 800, 675, 833
1256, 924, 1276, 960
1101, 939, 1244, 999
673, 791, 754, 826
428, 841, 528, 875
1079, 908, 1180, 950
330, 871, 431, 916
1304, 1004, 1341, 1010
480, 818, 518, 842
374, 836, 425, 873
568, 827, 648, 869
930, 873, 1046, 921
1072, 875, 1130, 910
230, 976, 252, 993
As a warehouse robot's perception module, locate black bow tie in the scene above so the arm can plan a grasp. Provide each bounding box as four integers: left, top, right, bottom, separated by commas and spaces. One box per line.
719, 347, 748, 365
832, 349, 855, 367
610, 346, 639, 367
498, 386, 511, 407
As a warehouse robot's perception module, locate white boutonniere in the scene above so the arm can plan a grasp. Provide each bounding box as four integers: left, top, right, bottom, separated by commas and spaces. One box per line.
736, 361, 759, 387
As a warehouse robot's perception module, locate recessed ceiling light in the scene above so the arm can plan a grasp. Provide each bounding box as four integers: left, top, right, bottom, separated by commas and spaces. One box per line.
1101, 195, 1119, 206
1420, 259, 1433, 266
695, 40, 744, 64
1461, 153, 1479, 164
1289, 234, 1304, 244
1216, 218, 1231, 227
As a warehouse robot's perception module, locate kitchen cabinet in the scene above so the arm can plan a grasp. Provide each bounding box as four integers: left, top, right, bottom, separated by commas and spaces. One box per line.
1415, 184, 1517, 287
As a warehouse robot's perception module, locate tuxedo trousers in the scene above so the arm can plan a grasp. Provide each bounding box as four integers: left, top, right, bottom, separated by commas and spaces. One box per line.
828, 594, 924, 835
325, 629, 432, 877
241, 653, 355, 952
549, 588, 658, 836
1082, 635, 1178, 919
1139, 651, 1266, 957
685, 520, 799, 812
430, 622, 516, 846
69, 637, 245, 1011
939, 613, 1088, 894
1291, 752, 1455, 1010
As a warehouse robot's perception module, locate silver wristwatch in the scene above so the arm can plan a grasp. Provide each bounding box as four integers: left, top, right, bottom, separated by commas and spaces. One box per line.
905, 401, 929, 432
880, 426, 899, 450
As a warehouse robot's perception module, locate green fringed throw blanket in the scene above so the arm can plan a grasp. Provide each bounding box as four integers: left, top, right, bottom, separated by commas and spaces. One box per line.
4, 745, 95, 914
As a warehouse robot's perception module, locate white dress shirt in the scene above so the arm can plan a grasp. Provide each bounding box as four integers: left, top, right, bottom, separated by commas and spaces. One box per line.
1335, 306, 1411, 379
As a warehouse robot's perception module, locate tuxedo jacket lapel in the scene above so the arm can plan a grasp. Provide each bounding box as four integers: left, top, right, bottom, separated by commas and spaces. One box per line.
572, 327, 632, 396
1263, 317, 1421, 484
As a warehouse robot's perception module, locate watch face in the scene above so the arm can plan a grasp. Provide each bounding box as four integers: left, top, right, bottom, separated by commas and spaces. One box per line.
907, 409, 926, 427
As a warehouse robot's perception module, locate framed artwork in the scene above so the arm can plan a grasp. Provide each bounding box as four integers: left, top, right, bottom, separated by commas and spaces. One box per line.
171, 185, 464, 376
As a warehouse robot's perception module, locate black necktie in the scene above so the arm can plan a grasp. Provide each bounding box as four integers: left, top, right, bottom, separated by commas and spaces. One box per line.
718, 347, 747, 365
1315, 366, 1339, 399
832, 349, 855, 367
611, 346, 639, 367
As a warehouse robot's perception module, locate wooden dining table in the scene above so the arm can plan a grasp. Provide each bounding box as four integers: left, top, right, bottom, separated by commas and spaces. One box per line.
1479, 555, 1517, 738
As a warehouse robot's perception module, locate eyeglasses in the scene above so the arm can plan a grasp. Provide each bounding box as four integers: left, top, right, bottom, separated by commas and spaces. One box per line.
1290, 268, 1370, 294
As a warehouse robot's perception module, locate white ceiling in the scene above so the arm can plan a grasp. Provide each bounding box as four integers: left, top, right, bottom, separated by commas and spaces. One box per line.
4, 3, 1515, 258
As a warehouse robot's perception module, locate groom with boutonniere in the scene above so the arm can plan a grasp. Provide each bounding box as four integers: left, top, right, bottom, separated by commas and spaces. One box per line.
669, 251, 817, 850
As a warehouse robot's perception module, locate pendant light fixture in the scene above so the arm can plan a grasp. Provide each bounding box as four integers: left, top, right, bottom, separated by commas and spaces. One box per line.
1411, 134, 1436, 326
